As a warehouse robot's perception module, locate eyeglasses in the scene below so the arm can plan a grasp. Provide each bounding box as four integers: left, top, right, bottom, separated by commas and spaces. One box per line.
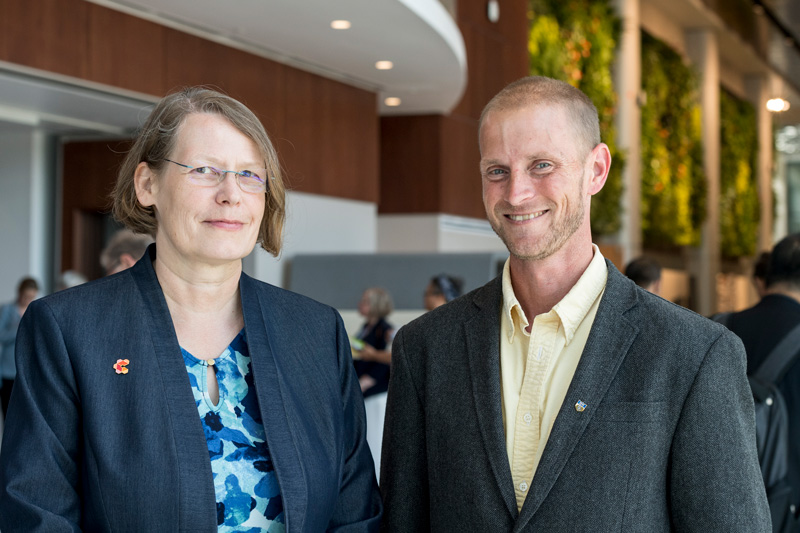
164, 159, 272, 194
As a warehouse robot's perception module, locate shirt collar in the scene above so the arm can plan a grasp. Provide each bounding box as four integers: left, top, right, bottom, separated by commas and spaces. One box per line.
501, 245, 608, 344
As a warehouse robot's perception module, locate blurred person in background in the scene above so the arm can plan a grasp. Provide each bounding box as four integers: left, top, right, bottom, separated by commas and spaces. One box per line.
721, 234, 800, 511
100, 229, 154, 275
624, 256, 662, 296
0, 87, 380, 532
57, 270, 87, 290
0, 277, 38, 418
353, 288, 394, 396
752, 251, 771, 299
352, 287, 394, 478
423, 273, 464, 311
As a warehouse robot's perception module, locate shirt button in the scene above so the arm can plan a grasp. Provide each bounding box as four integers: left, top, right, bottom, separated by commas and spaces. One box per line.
523, 412, 532, 425
519, 482, 528, 492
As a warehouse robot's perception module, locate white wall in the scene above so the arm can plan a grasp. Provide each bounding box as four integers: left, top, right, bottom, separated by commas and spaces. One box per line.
377, 213, 507, 253
245, 191, 378, 287
0, 127, 51, 301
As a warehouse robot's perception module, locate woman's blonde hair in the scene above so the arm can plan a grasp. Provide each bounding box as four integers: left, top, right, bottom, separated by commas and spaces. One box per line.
363, 287, 393, 320
112, 87, 286, 256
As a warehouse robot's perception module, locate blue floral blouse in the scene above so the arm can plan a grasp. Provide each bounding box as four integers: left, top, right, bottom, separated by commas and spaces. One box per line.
181, 330, 285, 532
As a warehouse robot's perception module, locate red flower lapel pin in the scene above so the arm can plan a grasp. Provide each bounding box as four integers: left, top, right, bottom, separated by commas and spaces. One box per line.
113, 359, 130, 374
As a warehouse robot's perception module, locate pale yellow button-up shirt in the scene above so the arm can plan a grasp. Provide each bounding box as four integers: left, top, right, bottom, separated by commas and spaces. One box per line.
499, 245, 608, 511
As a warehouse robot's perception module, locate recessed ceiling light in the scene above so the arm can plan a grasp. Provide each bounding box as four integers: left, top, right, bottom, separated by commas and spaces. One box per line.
384, 97, 401, 107
375, 61, 394, 70
331, 20, 351, 30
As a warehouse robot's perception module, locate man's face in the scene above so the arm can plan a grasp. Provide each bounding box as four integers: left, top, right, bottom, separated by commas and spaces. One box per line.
479, 104, 593, 262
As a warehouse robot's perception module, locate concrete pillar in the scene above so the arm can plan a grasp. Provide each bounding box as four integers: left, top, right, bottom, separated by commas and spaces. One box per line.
685, 29, 720, 316
745, 75, 774, 251
613, 0, 642, 265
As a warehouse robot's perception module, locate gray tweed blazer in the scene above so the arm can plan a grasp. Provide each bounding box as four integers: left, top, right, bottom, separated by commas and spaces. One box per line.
380, 261, 770, 532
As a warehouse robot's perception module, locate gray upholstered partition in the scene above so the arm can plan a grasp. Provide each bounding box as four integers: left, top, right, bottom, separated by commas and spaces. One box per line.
288, 253, 507, 310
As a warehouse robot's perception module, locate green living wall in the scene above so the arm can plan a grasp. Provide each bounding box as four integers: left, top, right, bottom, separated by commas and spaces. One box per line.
528, 0, 623, 236
640, 31, 706, 248
719, 88, 759, 258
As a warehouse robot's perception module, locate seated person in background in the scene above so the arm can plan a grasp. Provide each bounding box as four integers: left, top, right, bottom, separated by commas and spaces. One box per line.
353, 288, 394, 394
100, 229, 154, 275
423, 273, 464, 311
624, 256, 662, 295
353, 287, 395, 479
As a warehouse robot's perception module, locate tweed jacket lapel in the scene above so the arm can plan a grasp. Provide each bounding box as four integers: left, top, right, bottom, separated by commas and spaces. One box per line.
513, 262, 640, 531
130, 246, 217, 530
464, 277, 519, 519
242, 273, 308, 532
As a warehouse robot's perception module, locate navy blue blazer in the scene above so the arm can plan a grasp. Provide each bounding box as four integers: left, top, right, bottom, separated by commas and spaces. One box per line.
0, 247, 381, 532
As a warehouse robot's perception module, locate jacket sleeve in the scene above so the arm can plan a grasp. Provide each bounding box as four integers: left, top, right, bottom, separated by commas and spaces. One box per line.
326, 308, 383, 532
669, 329, 771, 531
0, 300, 83, 532
379, 327, 430, 532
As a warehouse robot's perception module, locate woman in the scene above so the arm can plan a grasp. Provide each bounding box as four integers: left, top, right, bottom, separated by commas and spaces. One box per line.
352, 288, 394, 396
0, 88, 381, 532
351, 288, 393, 477
0, 277, 38, 417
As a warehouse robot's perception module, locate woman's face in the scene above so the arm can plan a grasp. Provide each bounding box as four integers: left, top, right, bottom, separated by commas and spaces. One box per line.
135, 113, 265, 268
424, 283, 446, 311
18, 288, 37, 310
358, 291, 371, 318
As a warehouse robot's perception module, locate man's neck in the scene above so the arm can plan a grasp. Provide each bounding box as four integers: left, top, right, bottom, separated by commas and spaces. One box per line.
509, 244, 595, 319
765, 285, 800, 305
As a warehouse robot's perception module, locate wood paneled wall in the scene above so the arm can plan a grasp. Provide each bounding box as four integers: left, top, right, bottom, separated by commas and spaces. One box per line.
61, 140, 130, 277
381, 0, 529, 218
0, 0, 379, 203
0, 0, 379, 273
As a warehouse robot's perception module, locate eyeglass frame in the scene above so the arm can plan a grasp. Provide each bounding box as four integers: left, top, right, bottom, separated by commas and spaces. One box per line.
162, 158, 274, 193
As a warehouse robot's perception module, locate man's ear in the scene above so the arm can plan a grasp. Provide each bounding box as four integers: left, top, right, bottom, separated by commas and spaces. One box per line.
134, 162, 157, 207
587, 143, 611, 196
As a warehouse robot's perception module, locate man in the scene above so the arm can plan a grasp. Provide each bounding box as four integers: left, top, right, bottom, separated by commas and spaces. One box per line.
380, 76, 770, 531
625, 256, 662, 295
100, 229, 154, 275
724, 234, 800, 507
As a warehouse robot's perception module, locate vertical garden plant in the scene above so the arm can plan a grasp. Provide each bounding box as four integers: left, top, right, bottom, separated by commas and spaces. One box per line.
528, 0, 624, 236
640, 31, 706, 248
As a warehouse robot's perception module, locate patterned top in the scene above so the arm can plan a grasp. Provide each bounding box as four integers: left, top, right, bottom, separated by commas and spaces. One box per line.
181, 330, 285, 532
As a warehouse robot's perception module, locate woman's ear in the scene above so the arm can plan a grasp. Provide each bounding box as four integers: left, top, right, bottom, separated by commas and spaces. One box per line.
134, 162, 157, 207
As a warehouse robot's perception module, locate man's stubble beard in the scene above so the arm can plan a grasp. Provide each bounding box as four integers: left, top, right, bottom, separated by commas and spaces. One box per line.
490, 183, 586, 262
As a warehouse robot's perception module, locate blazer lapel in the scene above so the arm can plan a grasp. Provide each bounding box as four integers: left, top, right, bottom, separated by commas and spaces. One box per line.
130, 246, 217, 530
241, 274, 308, 532
464, 277, 519, 519
514, 263, 640, 531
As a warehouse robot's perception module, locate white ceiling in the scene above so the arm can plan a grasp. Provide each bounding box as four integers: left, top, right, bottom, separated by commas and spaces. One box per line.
87, 0, 467, 116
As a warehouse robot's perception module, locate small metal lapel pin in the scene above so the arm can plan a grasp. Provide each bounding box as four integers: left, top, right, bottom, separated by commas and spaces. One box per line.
575, 400, 587, 412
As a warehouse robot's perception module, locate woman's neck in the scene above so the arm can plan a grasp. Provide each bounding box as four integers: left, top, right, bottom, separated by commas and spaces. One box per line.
154, 255, 244, 359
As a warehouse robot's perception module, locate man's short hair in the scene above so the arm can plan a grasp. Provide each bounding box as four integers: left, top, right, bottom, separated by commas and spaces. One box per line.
100, 230, 154, 272
766, 233, 800, 291
478, 76, 601, 157
753, 251, 771, 283
625, 256, 662, 289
